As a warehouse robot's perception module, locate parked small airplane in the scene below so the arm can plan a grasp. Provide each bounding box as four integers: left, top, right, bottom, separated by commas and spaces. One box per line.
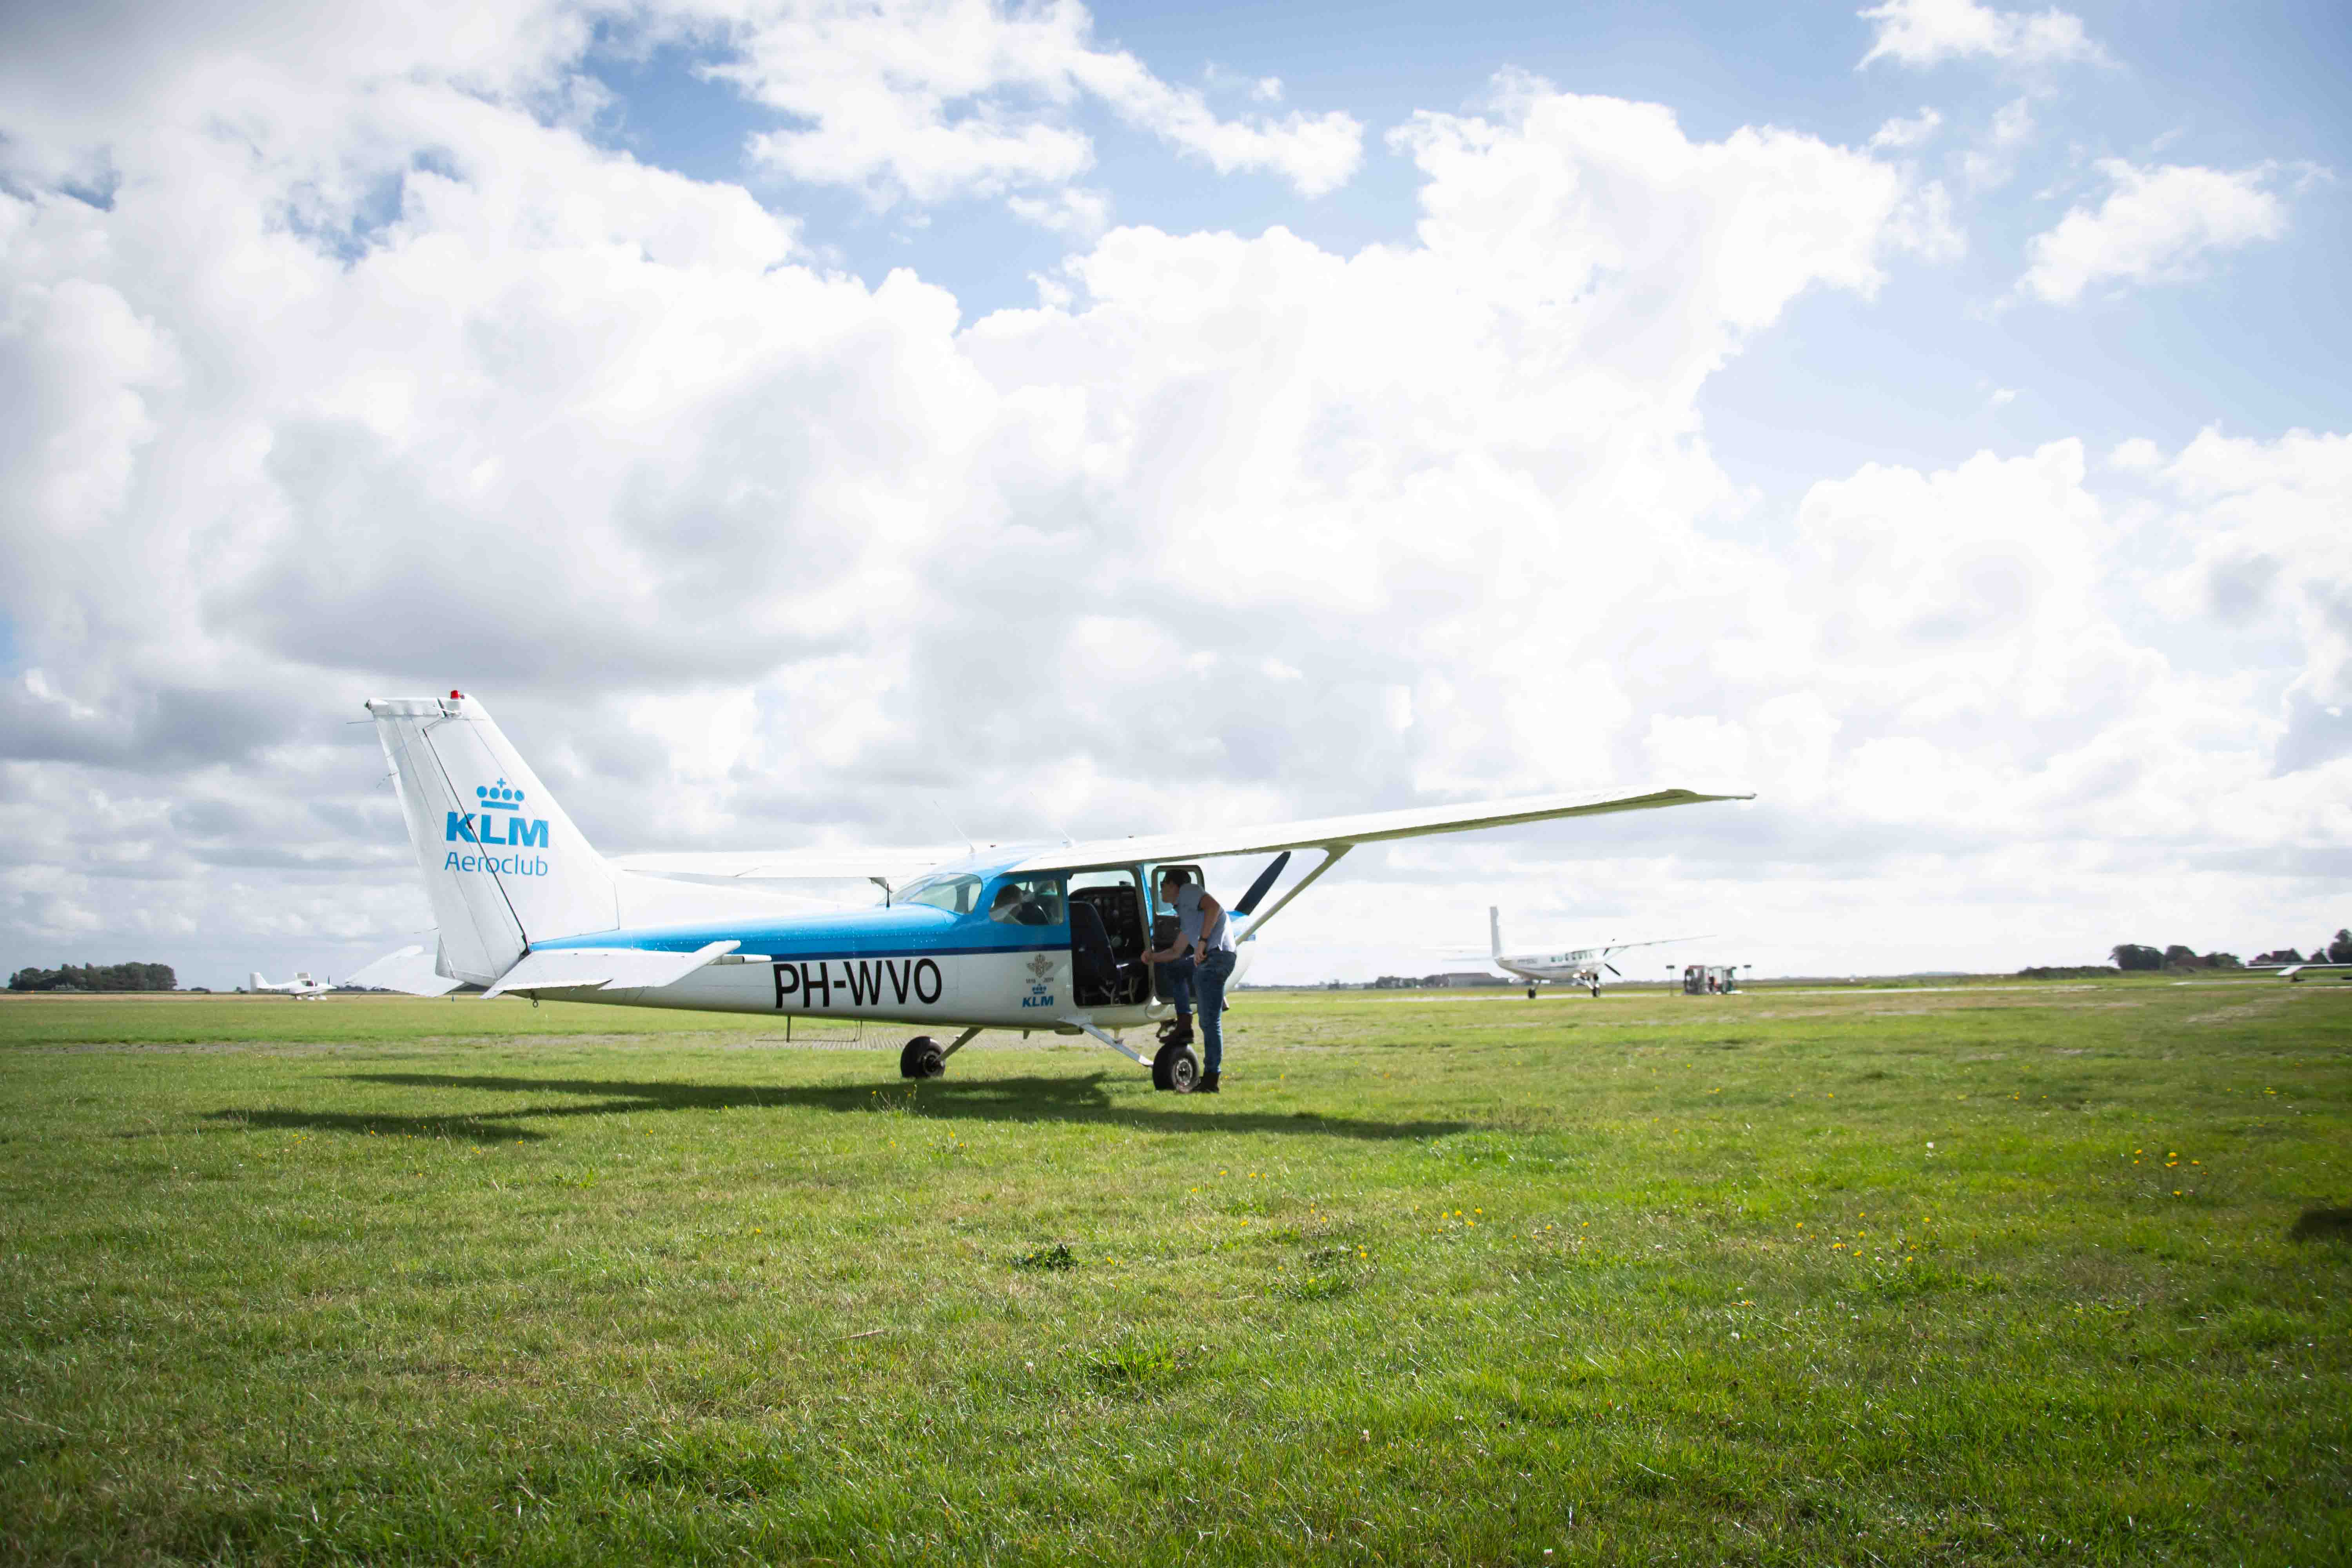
348, 693, 1749, 1092
250, 971, 331, 999
1481, 907, 1702, 998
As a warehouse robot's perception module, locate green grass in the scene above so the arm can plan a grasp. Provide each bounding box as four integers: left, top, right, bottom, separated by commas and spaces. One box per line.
1, 979, 2347, 1565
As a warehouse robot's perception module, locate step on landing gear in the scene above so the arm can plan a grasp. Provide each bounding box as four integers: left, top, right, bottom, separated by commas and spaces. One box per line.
900, 1036, 945, 1079
1152, 1041, 1200, 1094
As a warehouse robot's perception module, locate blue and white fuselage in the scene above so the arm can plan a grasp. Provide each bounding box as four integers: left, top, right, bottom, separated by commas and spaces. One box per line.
348, 693, 1747, 1085
531, 854, 1125, 1031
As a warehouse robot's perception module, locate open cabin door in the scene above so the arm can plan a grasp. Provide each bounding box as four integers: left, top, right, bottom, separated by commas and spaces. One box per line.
1143, 862, 1205, 1004
1067, 867, 1151, 1008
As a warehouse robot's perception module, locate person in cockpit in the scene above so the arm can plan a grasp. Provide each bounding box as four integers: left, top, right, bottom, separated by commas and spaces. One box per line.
989, 881, 1053, 926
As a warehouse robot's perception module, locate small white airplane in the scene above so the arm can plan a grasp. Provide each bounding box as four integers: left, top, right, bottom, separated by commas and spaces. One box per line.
2255, 962, 2352, 982
347, 692, 1750, 1092
250, 971, 332, 1000
1480, 907, 1702, 998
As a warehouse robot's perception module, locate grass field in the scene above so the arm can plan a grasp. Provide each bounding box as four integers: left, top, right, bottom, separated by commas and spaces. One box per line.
2, 980, 2347, 1565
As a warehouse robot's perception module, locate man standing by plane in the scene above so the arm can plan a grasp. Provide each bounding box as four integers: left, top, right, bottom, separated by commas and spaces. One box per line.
1143, 868, 1235, 1093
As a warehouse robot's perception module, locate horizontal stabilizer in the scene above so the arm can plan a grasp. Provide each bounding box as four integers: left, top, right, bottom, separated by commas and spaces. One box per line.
346, 946, 463, 997
481, 940, 739, 999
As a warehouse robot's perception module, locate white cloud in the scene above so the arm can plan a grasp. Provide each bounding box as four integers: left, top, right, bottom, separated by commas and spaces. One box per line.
0, 18, 2343, 983
1888, 177, 1964, 261
1007, 185, 1111, 238
1958, 94, 2034, 190
1383, 74, 1917, 394
708, 0, 1363, 203
2019, 159, 2289, 305
1858, 0, 2104, 70
1869, 106, 1943, 151
2154, 428, 2352, 703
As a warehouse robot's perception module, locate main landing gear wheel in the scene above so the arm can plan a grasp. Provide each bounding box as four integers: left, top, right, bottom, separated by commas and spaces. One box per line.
1152, 1042, 1201, 1094
1526, 985, 1538, 1000
900, 1036, 946, 1079
1590, 984, 1601, 998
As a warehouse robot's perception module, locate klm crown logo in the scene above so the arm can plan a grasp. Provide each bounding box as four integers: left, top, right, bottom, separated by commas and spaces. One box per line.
445, 778, 550, 849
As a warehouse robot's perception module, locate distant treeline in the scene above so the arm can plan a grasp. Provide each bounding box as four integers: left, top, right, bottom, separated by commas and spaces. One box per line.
2020, 931, 2352, 978
2109, 945, 2242, 971
8, 962, 178, 992
2249, 929, 2352, 966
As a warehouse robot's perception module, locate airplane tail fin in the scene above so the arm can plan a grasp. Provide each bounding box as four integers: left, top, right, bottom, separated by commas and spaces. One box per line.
364, 693, 620, 986
249, 972, 269, 991
1490, 906, 1503, 963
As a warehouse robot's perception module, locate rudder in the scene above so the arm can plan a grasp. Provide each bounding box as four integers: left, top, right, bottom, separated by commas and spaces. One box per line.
366, 693, 620, 985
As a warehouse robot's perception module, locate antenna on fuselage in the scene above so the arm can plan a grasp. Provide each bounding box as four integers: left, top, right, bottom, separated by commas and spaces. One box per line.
930, 793, 975, 855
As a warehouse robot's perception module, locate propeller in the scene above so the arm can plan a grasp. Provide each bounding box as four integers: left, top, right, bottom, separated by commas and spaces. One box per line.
1233, 851, 1291, 917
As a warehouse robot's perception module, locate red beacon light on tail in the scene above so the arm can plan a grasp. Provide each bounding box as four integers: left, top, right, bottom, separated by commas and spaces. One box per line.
449, 690, 466, 700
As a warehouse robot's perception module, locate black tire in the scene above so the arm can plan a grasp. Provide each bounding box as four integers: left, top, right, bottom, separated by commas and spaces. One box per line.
1526, 986, 1537, 1000
1159, 1045, 1200, 1095
900, 1036, 945, 1079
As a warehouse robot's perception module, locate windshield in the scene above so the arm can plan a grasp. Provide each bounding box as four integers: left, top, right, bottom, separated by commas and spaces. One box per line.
897, 872, 983, 915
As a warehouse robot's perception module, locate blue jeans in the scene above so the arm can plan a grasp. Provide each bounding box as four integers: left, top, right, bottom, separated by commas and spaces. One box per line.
1161, 954, 1196, 1016
1196, 949, 1236, 1075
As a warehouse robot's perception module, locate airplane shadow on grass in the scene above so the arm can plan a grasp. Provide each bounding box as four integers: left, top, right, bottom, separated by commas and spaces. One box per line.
205, 1071, 1477, 1145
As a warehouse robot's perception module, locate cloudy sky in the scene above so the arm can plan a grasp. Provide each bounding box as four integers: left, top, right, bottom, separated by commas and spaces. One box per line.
3, 0, 2347, 988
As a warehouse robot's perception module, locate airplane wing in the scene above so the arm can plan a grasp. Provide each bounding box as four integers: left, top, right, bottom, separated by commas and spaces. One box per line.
1601, 934, 1713, 954
1003, 786, 1750, 874
609, 846, 975, 887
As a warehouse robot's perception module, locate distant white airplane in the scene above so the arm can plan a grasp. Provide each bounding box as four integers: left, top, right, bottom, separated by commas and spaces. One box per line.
2254, 962, 2352, 982
345, 691, 1749, 1092
250, 970, 331, 1000
1481, 907, 1703, 998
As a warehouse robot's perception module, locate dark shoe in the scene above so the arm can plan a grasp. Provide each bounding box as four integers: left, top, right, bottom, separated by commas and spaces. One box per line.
1198, 1072, 1220, 1094
1158, 1017, 1195, 1046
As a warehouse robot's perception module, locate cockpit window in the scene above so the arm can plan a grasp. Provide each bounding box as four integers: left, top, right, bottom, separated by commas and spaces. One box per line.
987, 874, 1066, 927
898, 872, 982, 915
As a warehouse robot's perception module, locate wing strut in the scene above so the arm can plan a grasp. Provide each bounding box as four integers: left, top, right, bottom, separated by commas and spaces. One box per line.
1237, 845, 1351, 943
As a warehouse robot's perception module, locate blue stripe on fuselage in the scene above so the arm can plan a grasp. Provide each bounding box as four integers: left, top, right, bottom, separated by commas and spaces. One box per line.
531, 901, 1069, 960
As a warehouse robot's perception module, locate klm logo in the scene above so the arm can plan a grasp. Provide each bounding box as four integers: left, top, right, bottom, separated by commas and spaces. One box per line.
443, 779, 551, 879
445, 779, 550, 849
1021, 952, 1056, 1009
